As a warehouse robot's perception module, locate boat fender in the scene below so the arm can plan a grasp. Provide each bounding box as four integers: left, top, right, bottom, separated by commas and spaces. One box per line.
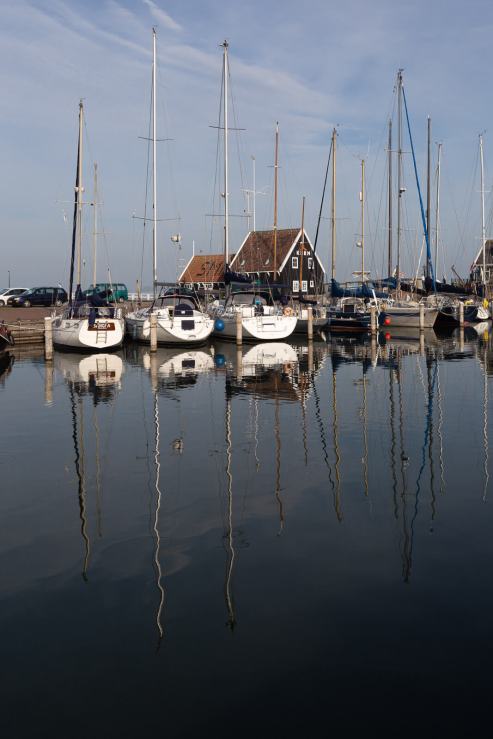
384, 317, 391, 326
214, 318, 225, 332
214, 353, 226, 367
283, 306, 294, 316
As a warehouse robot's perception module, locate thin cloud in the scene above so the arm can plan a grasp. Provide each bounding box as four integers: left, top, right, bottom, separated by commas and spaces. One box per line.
142, 0, 182, 31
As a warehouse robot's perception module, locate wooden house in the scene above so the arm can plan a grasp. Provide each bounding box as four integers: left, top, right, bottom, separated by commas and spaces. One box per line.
178, 253, 233, 291
229, 228, 325, 295
471, 239, 493, 295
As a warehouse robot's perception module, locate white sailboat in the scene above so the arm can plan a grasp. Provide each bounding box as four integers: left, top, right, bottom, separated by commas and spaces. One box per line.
210, 43, 296, 342
125, 29, 214, 346
53, 100, 124, 351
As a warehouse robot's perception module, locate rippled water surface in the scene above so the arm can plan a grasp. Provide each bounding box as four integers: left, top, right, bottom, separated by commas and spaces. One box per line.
1, 328, 493, 736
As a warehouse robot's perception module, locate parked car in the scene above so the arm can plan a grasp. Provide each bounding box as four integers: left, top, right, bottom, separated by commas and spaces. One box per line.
12, 286, 68, 307
0, 287, 29, 306
85, 282, 128, 303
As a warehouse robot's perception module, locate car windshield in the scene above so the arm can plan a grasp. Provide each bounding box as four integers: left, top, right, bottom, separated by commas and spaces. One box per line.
0, 288, 7, 295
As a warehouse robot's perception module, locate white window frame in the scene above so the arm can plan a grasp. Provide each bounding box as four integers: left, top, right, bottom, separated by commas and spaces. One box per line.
292, 280, 299, 292
301, 280, 308, 293
307, 257, 313, 270
292, 256, 298, 269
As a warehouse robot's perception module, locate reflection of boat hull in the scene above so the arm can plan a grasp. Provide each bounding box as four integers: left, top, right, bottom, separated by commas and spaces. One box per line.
55, 352, 124, 386
157, 349, 214, 376
53, 317, 124, 350
0, 325, 15, 350
214, 313, 297, 341
126, 308, 214, 345
213, 341, 297, 371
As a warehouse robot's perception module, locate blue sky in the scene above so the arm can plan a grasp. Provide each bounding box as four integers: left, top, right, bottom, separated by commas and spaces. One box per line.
2, 0, 493, 289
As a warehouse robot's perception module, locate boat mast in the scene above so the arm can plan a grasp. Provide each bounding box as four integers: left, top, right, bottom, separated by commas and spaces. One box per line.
434, 142, 442, 273
426, 116, 431, 280
388, 119, 393, 277
480, 133, 486, 291
221, 40, 230, 267
252, 155, 256, 232
361, 159, 365, 283
299, 196, 305, 294
152, 27, 158, 296
76, 100, 84, 286
273, 122, 279, 277
396, 70, 403, 292
331, 127, 337, 280
92, 162, 98, 287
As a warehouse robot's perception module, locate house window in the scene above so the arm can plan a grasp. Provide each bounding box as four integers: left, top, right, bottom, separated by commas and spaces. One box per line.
308, 257, 313, 269
292, 280, 299, 292
292, 256, 298, 269
310, 280, 314, 288
301, 280, 308, 292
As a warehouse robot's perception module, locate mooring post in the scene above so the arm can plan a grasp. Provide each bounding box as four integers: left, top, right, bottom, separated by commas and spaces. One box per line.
44, 361, 54, 406
459, 301, 464, 328
236, 347, 243, 381
419, 303, 425, 330
235, 311, 242, 346
44, 316, 53, 361
370, 305, 377, 335
307, 306, 313, 341
150, 312, 157, 352
150, 353, 159, 393
371, 335, 377, 364
308, 339, 314, 372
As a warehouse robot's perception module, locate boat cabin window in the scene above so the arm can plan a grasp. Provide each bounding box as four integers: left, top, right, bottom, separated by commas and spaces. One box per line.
158, 296, 196, 309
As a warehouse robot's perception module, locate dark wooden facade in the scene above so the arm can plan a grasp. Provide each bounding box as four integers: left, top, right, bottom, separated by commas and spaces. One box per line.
230, 228, 325, 296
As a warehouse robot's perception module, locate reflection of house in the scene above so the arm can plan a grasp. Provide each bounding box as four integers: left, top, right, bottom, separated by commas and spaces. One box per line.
471, 239, 493, 292
230, 228, 325, 295
178, 228, 325, 295
179, 253, 233, 291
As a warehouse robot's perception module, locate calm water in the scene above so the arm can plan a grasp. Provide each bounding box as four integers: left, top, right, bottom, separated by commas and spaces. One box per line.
1, 327, 493, 736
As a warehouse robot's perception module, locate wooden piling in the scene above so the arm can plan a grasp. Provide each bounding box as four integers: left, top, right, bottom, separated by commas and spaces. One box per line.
150, 312, 157, 352
459, 301, 464, 328
44, 316, 53, 361
419, 303, 425, 330
307, 306, 313, 341
235, 311, 242, 346
236, 347, 243, 381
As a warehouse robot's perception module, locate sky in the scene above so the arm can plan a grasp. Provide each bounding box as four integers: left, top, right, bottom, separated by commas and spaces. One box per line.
2, 0, 493, 290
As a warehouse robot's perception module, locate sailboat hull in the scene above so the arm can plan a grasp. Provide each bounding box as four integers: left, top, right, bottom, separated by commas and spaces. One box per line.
125, 308, 214, 345
53, 316, 124, 350
213, 313, 297, 341
379, 307, 438, 328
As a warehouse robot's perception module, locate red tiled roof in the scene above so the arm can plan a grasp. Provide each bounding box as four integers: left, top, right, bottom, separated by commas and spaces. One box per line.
179, 254, 232, 284
230, 229, 300, 273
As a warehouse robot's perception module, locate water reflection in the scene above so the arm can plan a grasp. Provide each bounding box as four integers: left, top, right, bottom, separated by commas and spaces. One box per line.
55, 352, 123, 405
4, 330, 493, 735
0, 350, 14, 386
